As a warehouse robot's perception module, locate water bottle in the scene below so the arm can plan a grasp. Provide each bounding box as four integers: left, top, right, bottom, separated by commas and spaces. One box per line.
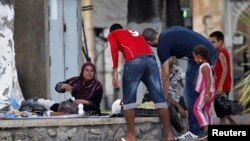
70, 97, 75, 101
78, 104, 84, 115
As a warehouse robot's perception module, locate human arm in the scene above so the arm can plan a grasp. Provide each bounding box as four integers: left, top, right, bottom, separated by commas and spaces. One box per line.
74, 85, 103, 114
107, 35, 119, 68
202, 65, 211, 102
161, 59, 171, 100
107, 34, 120, 88
170, 99, 187, 118
55, 77, 77, 93
217, 52, 227, 94
73, 99, 91, 105
112, 68, 119, 88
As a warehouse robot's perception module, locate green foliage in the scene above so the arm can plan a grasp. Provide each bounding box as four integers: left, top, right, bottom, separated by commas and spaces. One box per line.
234, 5, 250, 113
234, 71, 250, 112
239, 6, 250, 27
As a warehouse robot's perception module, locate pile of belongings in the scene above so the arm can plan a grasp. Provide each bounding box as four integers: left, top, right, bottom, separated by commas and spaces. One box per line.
0, 97, 47, 118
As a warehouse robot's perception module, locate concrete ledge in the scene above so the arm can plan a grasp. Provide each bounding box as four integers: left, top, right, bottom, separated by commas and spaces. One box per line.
0, 117, 164, 141
0, 117, 161, 128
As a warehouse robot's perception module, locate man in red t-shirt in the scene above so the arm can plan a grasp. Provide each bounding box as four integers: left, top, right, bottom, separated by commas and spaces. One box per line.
107, 23, 175, 141
209, 31, 237, 125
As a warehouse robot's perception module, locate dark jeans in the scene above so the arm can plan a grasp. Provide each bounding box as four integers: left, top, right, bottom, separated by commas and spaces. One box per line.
184, 60, 204, 136
122, 55, 168, 110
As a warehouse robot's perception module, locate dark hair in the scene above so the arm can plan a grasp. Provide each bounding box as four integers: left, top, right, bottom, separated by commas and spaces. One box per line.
209, 31, 224, 44
193, 45, 211, 65
109, 23, 123, 33
142, 28, 158, 42
80, 62, 96, 78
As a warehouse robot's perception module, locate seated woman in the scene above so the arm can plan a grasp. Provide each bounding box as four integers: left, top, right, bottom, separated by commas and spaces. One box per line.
51, 62, 103, 115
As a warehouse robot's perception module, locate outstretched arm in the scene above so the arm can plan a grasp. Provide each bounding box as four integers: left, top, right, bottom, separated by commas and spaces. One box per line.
55, 77, 77, 93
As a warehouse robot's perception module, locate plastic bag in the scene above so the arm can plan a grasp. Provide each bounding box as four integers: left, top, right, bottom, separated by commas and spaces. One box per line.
58, 100, 78, 114
19, 100, 47, 116
214, 93, 231, 117
1, 96, 21, 110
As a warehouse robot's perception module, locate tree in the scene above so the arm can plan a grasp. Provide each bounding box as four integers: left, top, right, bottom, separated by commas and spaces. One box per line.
127, 0, 163, 23
0, 0, 24, 109
165, 0, 183, 27
234, 5, 250, 112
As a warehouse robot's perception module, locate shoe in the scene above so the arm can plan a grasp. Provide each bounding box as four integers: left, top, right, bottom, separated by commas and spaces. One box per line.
197, 132, 208, 140
177, 131, 198, 140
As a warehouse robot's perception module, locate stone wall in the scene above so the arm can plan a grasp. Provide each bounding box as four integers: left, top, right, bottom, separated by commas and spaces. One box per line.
0, 117, 165, 141
193, 0, 224, 37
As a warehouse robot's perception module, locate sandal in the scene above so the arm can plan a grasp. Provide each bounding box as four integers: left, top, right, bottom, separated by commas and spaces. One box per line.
117, 137, 126, 141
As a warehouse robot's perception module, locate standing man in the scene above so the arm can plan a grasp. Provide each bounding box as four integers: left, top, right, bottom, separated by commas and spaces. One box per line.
142, 26, 216, 140
107, 23, 175, 141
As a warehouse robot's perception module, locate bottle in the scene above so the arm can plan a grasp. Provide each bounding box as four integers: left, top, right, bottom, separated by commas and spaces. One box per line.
78, 104, 84, 115
70, 97, 75, 101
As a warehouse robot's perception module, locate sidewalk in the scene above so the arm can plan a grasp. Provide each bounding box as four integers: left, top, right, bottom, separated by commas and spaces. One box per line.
213, 112, 250, 125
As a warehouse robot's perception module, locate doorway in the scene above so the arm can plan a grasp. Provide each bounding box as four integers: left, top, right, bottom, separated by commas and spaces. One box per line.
48, 0, 81, 102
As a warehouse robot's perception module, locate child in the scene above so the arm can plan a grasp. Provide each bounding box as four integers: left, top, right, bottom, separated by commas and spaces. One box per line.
192, 45, 215, 133
209, 31, 237, 125
168, 57, 199, 140
168, 57, 186, 131
168, 57, 187, 119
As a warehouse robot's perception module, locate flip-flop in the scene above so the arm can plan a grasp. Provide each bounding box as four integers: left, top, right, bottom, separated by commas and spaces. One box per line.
117, 137, 126, 141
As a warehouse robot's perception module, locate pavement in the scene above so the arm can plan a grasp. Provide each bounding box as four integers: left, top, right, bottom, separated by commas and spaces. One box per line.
212, 112, 250, 125
116, 113, 250, 141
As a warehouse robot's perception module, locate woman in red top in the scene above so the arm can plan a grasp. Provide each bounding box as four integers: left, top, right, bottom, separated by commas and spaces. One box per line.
209, 31, 236, 125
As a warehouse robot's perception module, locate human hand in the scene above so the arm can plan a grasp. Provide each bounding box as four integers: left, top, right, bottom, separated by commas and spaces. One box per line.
216, 86, 223, 95
178, 106, 187, 118
73, 99, 82, 105
167, 97, 173, 105
112, 69, 119, 88
112, 78, 119, 88
62, 84, 73, 92
204, 94, 209, 102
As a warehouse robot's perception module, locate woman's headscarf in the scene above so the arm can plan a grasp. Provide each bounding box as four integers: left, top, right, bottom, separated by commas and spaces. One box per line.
69, 62, 102, 100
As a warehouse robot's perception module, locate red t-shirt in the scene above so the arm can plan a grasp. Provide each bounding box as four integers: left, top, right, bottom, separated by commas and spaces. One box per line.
214, 48, 232, 92
107, 29, 153, 68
